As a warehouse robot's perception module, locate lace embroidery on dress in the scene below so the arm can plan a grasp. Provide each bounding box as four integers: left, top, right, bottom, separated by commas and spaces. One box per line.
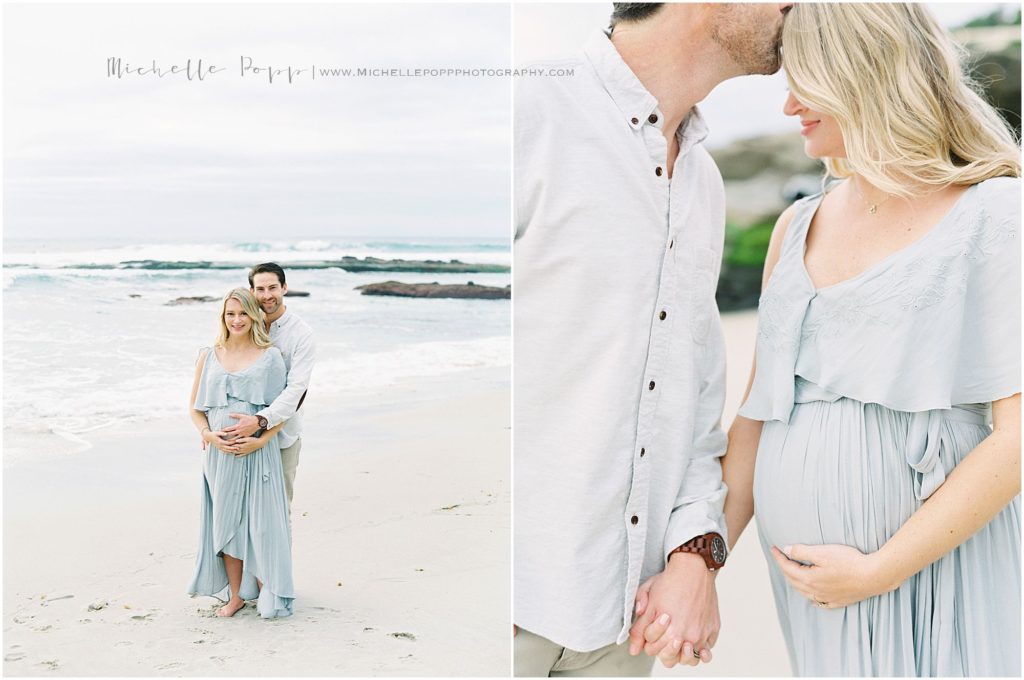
797, 198, 1018, 340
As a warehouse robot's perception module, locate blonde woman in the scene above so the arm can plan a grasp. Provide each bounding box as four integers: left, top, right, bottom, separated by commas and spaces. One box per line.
721, 4, 1020, 675
187, 288, 294, 619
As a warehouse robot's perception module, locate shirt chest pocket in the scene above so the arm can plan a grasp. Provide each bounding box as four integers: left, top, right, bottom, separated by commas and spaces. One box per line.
688, 247, 719, 343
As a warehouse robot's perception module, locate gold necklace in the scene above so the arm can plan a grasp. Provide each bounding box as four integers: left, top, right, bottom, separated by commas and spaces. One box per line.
852, 180, 892, 214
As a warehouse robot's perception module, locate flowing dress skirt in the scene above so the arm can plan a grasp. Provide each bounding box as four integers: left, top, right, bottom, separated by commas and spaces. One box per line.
753, 380, 1021, 676
187, 397, 294, 618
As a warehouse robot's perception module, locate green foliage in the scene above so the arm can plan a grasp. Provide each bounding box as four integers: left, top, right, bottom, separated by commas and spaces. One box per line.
962, 8, 1021, 28
724, 220, 776, 268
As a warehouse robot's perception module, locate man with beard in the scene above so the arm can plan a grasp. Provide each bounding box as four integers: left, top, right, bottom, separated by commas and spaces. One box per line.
514, 3, 791, 675
221, 262, 316, 510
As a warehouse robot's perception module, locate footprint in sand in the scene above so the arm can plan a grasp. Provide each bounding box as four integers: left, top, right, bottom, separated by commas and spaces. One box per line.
131, 613, 154, 622
155, 662, 184, 671
5, 651, 26, 662
32, 625, 52, 632
39, 660, 59, 670
114, 641, 132, 647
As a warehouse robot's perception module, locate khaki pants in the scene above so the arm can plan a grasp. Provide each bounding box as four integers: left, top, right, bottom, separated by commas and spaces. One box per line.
514, 627, 655, 677
281, 437, 301, 507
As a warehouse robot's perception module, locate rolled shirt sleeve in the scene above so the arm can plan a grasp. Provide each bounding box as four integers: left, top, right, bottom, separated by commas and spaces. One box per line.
663, 309, 729, 563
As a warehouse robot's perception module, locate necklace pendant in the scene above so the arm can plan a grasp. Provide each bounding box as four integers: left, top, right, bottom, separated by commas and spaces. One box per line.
868, 205, 877, 214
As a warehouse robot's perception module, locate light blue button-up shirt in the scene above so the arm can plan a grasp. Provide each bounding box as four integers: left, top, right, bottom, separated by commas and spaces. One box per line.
514, 29, 729, 652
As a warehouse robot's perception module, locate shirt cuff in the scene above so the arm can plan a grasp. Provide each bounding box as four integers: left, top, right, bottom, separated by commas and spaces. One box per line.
662, 495, 728, 565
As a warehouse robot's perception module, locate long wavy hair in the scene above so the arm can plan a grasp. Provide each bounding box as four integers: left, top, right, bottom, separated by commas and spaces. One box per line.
781, 3, 1020, 196
214, 288, 272, 349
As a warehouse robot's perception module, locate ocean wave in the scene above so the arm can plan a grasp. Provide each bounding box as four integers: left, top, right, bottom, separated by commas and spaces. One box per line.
3, 239, 510, 269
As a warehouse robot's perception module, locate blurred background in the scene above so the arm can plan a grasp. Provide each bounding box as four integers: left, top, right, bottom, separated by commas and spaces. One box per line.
514, 4, 1020, 677
515, 2, 1021, 311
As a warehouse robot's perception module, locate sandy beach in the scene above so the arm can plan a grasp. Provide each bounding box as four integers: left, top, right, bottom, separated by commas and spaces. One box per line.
3, 367, 510, 677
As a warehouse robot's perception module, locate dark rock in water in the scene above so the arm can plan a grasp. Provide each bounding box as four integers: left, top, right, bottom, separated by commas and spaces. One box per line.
334, 257, 507, 273
355, 281, 510, 299
165, 296, 219, 306
285, 290, 310, 297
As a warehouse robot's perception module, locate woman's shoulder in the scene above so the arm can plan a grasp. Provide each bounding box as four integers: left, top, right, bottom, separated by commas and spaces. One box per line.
972, 175, 1021, 208
262, 345, 286, 369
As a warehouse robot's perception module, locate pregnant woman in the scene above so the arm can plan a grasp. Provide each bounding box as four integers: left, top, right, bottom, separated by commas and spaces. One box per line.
187, 288, 295, 619
722, 4, 1020, 676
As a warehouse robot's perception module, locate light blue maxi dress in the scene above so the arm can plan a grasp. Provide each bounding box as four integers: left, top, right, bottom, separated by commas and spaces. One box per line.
187, 346, 295, 618
739, 177, 1021, 676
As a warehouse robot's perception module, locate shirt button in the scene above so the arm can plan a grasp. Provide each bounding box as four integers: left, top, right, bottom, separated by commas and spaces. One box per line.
631, 117, 639, 125
631, 515, 639, 525
640, 448, 646, 458
649, 381, 656, 391
655, 166, 663, 177
659, 311, 667, 320
648, 113, 658, 124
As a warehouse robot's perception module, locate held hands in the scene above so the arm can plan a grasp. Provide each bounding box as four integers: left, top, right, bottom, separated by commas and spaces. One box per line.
221, 413, 262, 438
769, 544, 897, 609
628, 553, 720, 668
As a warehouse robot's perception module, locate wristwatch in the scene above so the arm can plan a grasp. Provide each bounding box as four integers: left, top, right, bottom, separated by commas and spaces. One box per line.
669, 532, 728, 571
256, 415, 269, 430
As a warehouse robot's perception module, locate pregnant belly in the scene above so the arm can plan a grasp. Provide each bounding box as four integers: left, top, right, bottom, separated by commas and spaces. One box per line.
206, 399, 259, 432
753, 396, 990, 554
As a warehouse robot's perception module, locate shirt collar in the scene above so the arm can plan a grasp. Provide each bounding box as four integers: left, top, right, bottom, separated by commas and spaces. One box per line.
269, 307, 291, 329
582, 29, 709, 155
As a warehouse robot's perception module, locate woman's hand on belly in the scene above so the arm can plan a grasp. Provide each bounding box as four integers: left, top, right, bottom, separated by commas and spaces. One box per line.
769, 543, 896, 609
229, 436, 266, 457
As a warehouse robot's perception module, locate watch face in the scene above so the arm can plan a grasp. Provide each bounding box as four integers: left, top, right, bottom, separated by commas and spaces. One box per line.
710, 536, 727, 565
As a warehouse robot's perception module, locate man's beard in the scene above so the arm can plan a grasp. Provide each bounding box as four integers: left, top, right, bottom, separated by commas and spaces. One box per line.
710, 14, 783, 76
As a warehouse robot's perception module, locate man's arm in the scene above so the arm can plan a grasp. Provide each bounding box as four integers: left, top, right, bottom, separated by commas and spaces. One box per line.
258, 330, 316, 428
628, 309, 729, 668
223, 330, 316, 437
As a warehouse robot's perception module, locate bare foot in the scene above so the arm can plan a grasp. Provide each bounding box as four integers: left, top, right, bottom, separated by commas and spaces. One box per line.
216, 598, 245, 617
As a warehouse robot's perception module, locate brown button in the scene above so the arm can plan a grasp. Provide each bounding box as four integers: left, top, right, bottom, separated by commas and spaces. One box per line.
648, 113, 658, 124
655, 166, 663, 177
640, 448, 646, 457
649, 381, 656, 390
631, 515, 639, 525
631, 117, 639, 125
659, 311, 667, 320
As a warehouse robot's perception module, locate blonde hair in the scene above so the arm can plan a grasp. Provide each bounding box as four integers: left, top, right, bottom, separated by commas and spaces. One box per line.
782, 3, 1020, 197
215, 288, 272, 348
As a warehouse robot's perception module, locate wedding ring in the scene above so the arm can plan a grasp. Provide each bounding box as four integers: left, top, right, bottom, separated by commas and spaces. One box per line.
815, 600, 828, 608
693, 649, 702, 659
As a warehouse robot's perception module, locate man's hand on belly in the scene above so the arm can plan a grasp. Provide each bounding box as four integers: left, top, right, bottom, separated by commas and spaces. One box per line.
222, 413, 261, 438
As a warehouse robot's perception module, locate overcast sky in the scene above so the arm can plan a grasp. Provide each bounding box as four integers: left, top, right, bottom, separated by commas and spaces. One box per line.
515, 2, 1016, 150
3, 3, 512, 241
4, 3, 1014, 242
